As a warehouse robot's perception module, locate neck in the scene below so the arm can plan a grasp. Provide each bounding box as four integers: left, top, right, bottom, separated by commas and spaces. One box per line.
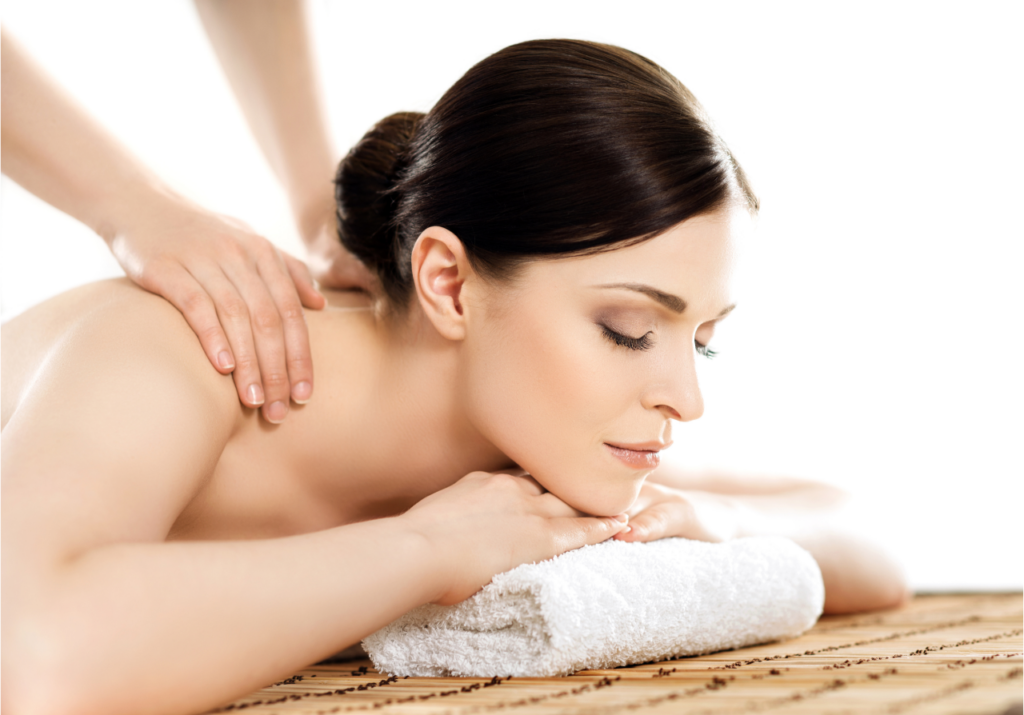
288, 300, 512, 521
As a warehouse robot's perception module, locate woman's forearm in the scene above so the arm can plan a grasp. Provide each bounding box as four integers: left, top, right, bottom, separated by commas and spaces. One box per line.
725, 491, 910, 614
193, 0, 337, 242
0, 28, 174, 244
642, 468, 908, 613
8, 518, 440, 715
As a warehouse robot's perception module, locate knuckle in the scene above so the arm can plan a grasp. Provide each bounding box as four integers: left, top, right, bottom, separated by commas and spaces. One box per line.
252, 308, 283, 333
491, 474, 521, 492
252, 240, 279, 264
197, 323, 224, 345
233, 353, 259, 376
221, 237, 249, 262
286, 353, 313, 374
218, 297, 249, 322
140, 254, 175, 278
260, 370, 289, 390
278, 303, 306, 324
179, 289, 211, 315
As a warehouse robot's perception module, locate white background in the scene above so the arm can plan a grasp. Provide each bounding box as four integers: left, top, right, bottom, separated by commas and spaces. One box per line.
2, 1, 1021, 591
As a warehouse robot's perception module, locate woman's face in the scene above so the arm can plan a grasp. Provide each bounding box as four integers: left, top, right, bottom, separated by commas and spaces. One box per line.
458, 207, 749, 516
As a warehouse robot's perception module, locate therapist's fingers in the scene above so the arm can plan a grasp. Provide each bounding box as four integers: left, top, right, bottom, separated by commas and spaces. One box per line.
189, 266, 267, 410
224, 257, 293, 424
282, 252, 326, 311
143, 260, 237, 377
257, 249, 316, 406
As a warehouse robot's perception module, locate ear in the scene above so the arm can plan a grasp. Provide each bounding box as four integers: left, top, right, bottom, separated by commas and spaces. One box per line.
410, 226, 475, 341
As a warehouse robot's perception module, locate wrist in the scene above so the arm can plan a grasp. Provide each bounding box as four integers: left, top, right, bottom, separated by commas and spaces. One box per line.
93, 175, 188, 248
291, 190, 337, 248
391, 513, 456, 605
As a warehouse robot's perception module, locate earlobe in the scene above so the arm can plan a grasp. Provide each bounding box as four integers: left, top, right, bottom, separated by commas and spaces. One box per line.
411, 226, 472, 341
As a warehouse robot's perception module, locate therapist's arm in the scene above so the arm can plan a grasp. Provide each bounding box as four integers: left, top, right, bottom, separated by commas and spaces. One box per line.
0, 27, 323, 423
194, 0, 377, 293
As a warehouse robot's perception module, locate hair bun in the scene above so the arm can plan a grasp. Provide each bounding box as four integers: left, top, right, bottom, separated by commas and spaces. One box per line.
335, 111, 423, 294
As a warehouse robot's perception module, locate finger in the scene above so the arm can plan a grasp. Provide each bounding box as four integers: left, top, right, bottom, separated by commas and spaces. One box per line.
282, 252, 326, 310
513, 473, 546, 496
258, 252, 315, 406
149, 264, 236, 376
552, 514, 630, 553
225, 263, 292, 424
618, 506, 676, 543
188, 267, 266, 409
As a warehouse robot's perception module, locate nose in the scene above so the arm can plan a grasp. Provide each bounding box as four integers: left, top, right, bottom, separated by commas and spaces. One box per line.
641, 349, 705, 422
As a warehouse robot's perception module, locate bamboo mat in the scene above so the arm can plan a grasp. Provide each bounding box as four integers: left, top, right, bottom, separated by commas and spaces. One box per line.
209, 593, 1022, 715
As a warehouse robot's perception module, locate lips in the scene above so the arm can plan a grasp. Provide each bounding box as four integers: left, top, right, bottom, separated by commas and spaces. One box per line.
604, 441, 671, 470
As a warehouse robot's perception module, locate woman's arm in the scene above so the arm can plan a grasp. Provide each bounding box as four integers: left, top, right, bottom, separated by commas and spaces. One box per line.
0, 27, 322, 422
0, 293, 623, 715
620, 467, 910, 614
193, 0, 376, 292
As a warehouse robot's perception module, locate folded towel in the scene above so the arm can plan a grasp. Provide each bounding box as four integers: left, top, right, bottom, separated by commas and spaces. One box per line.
363, 536, 824, 677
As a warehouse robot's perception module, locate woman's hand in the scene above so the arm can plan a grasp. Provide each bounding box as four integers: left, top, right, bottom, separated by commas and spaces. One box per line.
110, 194, 325, 423
399, 471, 629, 605
613, 481, 741, 544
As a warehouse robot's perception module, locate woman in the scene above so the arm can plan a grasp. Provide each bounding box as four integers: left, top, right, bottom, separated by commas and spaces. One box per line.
1, 39, 907, 715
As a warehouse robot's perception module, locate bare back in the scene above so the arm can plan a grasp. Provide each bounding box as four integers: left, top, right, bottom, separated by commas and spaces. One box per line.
1, 279, 386, 545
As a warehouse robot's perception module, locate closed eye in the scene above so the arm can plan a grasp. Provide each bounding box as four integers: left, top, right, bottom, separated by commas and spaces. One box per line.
601, 325, 653, 351
695, 341, 718, 359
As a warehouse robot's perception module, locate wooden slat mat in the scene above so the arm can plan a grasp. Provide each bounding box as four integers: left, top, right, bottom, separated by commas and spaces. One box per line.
209, 593, 1022, 715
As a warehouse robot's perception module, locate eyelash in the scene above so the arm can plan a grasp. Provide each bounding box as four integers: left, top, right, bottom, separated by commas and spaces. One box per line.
602, 325, 653, 351
601, 325, 718, 359
695, 342, 718, 360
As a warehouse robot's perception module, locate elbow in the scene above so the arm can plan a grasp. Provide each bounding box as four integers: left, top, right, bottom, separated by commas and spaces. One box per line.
804, 531, 911, 615
4, 667, 109, 715
823, 563, 910, 614
3, 624, 109, 715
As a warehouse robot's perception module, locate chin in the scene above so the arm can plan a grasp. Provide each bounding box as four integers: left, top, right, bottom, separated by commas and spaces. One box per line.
550, 472, 646, 517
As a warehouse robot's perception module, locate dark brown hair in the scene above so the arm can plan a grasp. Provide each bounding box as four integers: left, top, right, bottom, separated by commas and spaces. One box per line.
335, 39, 757, 307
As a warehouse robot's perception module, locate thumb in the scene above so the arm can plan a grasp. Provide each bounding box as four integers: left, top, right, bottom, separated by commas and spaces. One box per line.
282, 253, 326, 310
551, 514, 629, 553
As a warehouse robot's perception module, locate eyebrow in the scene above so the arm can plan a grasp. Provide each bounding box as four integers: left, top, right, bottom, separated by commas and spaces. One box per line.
595, 283, 736, 319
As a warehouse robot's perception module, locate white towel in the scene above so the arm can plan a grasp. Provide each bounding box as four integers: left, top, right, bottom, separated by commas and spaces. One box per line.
363, 536, 824, 677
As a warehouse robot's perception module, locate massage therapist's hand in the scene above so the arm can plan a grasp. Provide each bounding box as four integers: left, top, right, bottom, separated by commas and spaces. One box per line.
399, 471, 629, 606
302, 208, 377, 293
111, 193, 326, 422
613, 481, 740, 544
0, 31, 322, 423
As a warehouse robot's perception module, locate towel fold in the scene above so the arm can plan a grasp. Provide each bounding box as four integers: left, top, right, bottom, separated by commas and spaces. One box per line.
363, 536, 825, 677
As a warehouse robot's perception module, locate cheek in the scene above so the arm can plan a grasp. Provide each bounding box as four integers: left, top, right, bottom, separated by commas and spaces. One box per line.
460, 309, 642, 515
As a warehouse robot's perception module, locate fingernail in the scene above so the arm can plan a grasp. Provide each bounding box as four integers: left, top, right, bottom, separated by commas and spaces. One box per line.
292, 381, 312, 404
612, 514, 629, 524
218, 351, 234, 370
265, 401, 288, 424
247, 384, 265, 406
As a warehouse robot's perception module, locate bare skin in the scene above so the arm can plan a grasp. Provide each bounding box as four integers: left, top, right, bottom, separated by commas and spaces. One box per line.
2, 2, 375, 423
1, 210, 908, 715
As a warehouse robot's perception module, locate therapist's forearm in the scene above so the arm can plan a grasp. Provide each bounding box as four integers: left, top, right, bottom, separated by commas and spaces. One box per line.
194, 0, 337, 242
0, 28, 173, 243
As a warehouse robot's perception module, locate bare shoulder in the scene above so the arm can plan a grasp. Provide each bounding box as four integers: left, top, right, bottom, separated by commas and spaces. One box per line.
2, 278, 236, 430
1, 278, 238, 554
